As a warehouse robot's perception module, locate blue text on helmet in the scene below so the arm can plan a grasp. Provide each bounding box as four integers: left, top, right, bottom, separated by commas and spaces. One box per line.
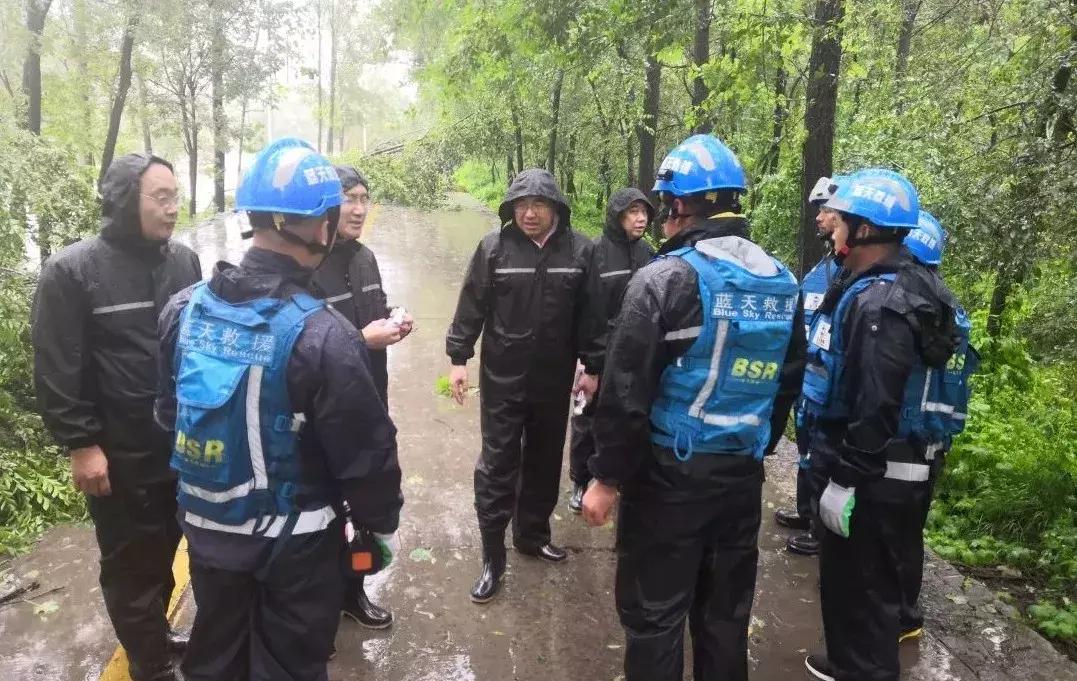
823, 168, 920, 229
653, 134, 747, 197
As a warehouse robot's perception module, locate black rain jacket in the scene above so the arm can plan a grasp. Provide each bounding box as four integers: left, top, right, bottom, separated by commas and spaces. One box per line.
32, 153, 202, 486
445, 169, 603, 398
588, 188, 656, 342
312, 239, 391, 402
590, 215, 807, 500
807, 247, 960, 498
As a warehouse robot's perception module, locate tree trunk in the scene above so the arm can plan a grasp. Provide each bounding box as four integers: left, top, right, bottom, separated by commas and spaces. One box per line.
211, 9, 226, 212
138, 72, 153, 153
327, 0, 337, 155
546, 69, 565, 174
181, 80, 200, 218
20, 0, 53, 134
893, 0, 920, 112
636, 54, 661, 197
986, 264, 1026, 339
74, 0, 93, 164
564, 129, 577, 196
506, 152, 515, 184
691, 0, 712, 134
316, 0, 323, 151
511, 103, 524, 172
750, 64, 788, 212
98, 12, 138, 189
798, 0, 844, 278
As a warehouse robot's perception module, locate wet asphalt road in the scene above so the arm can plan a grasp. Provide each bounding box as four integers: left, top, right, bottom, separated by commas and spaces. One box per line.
1, 193, 1074, 681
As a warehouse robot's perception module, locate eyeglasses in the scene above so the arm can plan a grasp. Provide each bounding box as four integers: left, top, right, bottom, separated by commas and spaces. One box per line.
514, 198, 553, 214
344, 193, 371, 206
141, 193, 181, 208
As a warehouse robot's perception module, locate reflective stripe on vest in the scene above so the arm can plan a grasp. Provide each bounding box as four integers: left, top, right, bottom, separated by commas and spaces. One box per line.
325, 292, 353, 304
884, 461, 931, 482
183, 506, 336, 537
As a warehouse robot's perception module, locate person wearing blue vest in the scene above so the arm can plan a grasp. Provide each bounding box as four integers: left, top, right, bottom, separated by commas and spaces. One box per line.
894, 210, 978, 644
775, 175, 844, 557
581, 134, 806, 681
799, 170, 969, 681
155, 138, 402, 681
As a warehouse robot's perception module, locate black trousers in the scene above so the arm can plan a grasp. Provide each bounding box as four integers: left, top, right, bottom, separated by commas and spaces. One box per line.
474, 393, 571, 548
615, 466, 763, 681
86, 479, 181, 675
897, 454, 945, 631
181, 522, 346, 681
568, 410, 594, 486
819, 489, 924, 681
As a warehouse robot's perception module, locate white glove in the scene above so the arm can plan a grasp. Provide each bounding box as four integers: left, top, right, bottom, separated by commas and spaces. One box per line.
819, 480, 856, 538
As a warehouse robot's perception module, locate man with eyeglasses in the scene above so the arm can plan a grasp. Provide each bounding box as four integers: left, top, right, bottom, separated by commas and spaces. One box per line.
312, 165, 413, 631
447, 168, 603, 603
32, 154, 201, 681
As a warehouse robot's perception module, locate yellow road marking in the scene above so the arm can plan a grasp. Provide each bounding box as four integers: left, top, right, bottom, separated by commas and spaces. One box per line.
98, 538, 191, 681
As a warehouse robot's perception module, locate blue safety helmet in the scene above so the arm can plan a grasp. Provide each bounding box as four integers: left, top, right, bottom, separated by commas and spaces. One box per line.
236, 137, 342, 217
653, 134, 747, 196
905, 210, 947, 266
823, 168, 920, 229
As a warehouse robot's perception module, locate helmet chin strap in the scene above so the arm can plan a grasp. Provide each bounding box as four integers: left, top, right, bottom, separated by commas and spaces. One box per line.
270, 207, 341, 256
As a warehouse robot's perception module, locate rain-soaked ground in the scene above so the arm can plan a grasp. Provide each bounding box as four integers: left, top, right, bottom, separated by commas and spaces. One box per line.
1, 193, 1075, 681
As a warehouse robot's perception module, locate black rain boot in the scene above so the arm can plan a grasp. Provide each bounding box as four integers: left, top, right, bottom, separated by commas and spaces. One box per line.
471, 531, 507, 604
166, 628, 189, 657
568, 483, 585, 514
342, 577, 393, 629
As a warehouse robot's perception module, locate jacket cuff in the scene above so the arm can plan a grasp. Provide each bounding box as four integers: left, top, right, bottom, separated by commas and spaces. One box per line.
450, 356, 468, 367
63, 434, 102, 454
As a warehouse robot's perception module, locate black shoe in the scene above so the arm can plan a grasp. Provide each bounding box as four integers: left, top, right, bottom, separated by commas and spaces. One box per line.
775, 507, 811, 530
166, 629, 189, 657
342, 588, 394, 629
469, 547, 506, 607
515, 542, 567, 563
786, 532, 820, 556
804, 654, 836, 681
568, 483, 585, 514
129, 659, 179, 681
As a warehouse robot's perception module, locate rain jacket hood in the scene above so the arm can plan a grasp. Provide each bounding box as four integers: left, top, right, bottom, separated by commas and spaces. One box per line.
603, 188, 654, 243
498, 168, 571, 230
99, 153, 174, 243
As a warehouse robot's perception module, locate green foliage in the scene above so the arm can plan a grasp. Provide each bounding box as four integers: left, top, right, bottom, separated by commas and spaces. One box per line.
0, 118, 91, 556
337, 139, 455, 210
1029, 601, 1077, 642
434, 375, 453, 398
453, 160, 503, 211
926, 315, 1077, 642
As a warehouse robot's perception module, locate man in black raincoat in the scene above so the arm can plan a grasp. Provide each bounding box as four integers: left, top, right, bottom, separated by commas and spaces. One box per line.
312, 165, 413, 631
446, 168, 603, 603
567, 188, 654, 513
32, 155, 201, 681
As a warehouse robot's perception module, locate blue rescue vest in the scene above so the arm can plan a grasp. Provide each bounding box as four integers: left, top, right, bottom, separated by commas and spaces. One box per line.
800, 273, 978, 445
794, 257, 841, 467
650, 237, 799, 460
801, 258, 841, 338
171, 282, 324, 534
